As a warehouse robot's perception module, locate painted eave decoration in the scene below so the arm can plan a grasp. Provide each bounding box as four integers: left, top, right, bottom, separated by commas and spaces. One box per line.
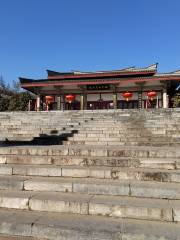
19, 64, 180, 89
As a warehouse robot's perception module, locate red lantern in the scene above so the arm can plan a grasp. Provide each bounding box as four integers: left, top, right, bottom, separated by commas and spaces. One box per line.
147, 91, 157, 101
66, 94, 75, 103
122, 92, 133, 101
45, 96, 54, 104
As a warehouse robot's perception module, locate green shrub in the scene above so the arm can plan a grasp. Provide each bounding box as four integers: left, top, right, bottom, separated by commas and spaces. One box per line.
8, 92, 32, 111
172, 93, 180, 108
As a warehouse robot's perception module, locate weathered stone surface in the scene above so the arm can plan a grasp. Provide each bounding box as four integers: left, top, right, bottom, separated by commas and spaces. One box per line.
112, 168, 180, 183
89, 195, 173, 221
0, 210, 39, 237
88, 167, 112, 179
0, 109, 179, 239
0, 165, 12, 175
130, 181, 180, 199
29, 192, 91, 214
0, 176, 27, 190
62, 166, 89, 178
61, 166, 111, 179
140, 158, 176, 169
32, 212, 122, 240
7, 155, 53, 165
73, 179, 130, 196
0, 209, 180, 240
24, 177, 73, 192
0, 235, 39, 240
13, 165, 62, 177
121, 218, 180, 240
0, 156, 7, 164
0, 191, 33, 209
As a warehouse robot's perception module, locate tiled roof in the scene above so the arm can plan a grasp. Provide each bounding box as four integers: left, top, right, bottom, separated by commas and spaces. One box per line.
20, 74, 180, 89
46, 64, 158, 78
20, 64, 180, 87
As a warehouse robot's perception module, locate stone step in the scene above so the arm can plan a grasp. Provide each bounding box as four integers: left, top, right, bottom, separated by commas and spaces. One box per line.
77, 127, 149, 131
0, 128, 74, 134
0, 235, 39, 240
70, 137, 167, 142
0, 145, 179, 159
0, 129, 73, 135
4, 131, 73, 140
0, 154, 179, 169
2, 175, 180, 200
84, 120, 179, 124
74, 133, 151, 138
0, 176, 28, 190
1, 164, 180, 183
74, 133, 171, 138
0, 137, 6, 141
77, 156, 179, 169
78, 125, 180, 130
77, 129, 179, 136
66, 137, 180, 143
0, 209, 179, 240
22, 176, 180, 199
4, 136, 38, 141
0, 127, 73, 132
65, 141, 180, 147
0, 190, 179, 222
71, 134, 179, 140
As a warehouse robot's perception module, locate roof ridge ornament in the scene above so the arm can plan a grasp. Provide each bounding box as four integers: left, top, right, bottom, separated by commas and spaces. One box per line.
145, 63, 158, 71
119, 64, 158, 72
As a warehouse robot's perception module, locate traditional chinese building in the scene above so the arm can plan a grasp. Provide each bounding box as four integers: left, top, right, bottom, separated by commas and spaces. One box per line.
20, 64, 180, 111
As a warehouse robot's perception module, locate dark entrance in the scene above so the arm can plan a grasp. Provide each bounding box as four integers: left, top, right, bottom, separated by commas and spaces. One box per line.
87, 100, 113, 110
118, 100, 138, 109
65, 101, 80, 110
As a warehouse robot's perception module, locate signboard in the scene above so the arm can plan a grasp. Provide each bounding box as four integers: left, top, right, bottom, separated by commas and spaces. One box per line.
87, 84, 110, 91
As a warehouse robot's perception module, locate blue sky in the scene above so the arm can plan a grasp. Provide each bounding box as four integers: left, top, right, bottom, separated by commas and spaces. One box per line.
0, 0, 180, 84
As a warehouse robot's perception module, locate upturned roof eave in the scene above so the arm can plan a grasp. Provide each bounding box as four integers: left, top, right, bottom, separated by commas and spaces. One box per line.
46, 63, 158, 78
47, 70, 156, 80
19, 71, 157, 84
20, 75, 180, 88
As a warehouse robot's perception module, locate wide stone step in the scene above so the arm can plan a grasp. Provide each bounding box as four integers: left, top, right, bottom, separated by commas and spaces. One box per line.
88, 156, 178, 169
65, 139, 180, 147
78, 127, 147, 131
0, 145, 179, 158
78, 126, 180, 131
2, 175, 180, 200
0, 154, 179, 169
0, 209, 179, 240
1, 164, 180, 183
24, 177, 180, 200
0, 127, 73, 133
71, 135, 178, 141
73, 133, 171, 138
0, 190, 179, 222
68, 142, 180, 147
77, 129, 177, 136
75, 133, 153, 138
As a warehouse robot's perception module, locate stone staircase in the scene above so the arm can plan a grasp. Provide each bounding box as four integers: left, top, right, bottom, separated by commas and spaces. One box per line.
0, 109, 180, 239
0, 111, 93, 144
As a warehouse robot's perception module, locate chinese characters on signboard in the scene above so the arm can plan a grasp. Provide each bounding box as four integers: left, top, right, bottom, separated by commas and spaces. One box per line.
87, 84, 110, 91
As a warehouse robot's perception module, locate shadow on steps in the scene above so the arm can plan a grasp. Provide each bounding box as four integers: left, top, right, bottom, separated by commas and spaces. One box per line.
0, 130, 78, 146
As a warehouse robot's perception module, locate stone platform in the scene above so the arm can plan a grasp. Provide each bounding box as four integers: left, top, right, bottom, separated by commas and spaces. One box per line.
0, 109, 180, 240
